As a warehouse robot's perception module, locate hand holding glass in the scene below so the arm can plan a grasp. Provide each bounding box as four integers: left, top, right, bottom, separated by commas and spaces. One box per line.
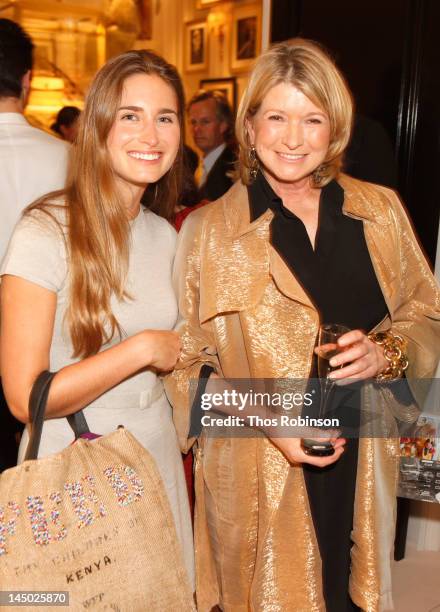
301, 323, 350, 456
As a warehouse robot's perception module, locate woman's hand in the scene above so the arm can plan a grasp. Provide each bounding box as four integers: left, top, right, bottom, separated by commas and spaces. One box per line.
317, 329, 387, 384
269, 435, 346, 466
137, 330, 182, 372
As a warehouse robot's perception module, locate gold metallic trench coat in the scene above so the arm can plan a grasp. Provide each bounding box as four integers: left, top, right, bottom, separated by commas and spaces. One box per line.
165, 175, 440, 612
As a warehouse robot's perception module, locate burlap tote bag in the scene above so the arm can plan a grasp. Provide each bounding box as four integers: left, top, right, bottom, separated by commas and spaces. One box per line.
0, 371, 195, 611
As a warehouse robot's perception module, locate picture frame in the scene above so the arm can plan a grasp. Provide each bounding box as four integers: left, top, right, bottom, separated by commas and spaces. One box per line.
185, 21, 208, 72
199, 77, 237, 114
231, 4, 262, 72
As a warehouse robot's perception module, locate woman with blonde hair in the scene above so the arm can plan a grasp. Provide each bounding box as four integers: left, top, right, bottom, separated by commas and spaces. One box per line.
0, 50, 194, 585
166, 38, 440, 610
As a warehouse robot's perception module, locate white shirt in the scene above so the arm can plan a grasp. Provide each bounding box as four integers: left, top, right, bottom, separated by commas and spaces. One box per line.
0, 113, 69, 263
201, 142, 226, 185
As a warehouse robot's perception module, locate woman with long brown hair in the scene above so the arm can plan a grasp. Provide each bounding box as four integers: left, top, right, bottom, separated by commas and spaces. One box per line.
0, 50, 194, 583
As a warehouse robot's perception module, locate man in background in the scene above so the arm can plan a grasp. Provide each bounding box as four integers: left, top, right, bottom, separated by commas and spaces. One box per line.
0, 18, 69, 470
0, 19, 69, 263
188, 89, 237, 201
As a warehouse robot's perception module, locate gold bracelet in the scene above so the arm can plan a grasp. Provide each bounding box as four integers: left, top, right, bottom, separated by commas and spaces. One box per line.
367, 330, 409, 381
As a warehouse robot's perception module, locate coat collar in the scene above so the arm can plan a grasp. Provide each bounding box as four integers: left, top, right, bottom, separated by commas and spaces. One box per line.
222, 174, 392, 240
338, 174, 393, 225
199, 176, 397, 323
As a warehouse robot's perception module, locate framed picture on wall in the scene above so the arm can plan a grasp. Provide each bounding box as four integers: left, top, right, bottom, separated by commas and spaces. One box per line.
185, 21, 208, 72
199, 77, 237, 114
231, 4, 262, 71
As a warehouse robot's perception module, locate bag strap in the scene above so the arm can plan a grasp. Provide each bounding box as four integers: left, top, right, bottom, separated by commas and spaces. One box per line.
24, 370, 91, 461
66, 411, 91, 439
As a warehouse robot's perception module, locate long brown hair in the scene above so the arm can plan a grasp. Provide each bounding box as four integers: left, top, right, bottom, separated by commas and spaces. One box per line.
28, 50, 185, 358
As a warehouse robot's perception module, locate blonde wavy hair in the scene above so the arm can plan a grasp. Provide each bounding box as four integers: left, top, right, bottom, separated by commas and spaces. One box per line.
28, 50, 185, 358
236, 38, 354, 186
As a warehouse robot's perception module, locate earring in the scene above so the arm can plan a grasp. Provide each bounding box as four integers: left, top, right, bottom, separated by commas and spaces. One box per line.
312, 164, 326, 186
248, 145, 259, 180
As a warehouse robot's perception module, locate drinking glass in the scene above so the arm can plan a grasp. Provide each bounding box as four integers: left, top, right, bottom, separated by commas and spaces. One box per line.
301, 323, 350, 456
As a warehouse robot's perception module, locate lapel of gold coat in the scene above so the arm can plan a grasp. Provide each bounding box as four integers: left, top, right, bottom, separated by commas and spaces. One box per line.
199, 176, 399, 326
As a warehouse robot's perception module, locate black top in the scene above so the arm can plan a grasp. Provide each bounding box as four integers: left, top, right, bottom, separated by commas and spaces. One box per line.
248, 171, 388, 332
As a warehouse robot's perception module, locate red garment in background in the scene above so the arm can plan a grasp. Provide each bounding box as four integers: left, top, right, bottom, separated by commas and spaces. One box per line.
173, 200, 209, 232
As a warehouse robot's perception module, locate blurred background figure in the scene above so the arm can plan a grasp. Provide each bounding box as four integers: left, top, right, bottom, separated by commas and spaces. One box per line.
51, 105, 81, 143
172, 144, 209, 232
0, 18, 68, 472
188, 89, 237, 201
183, 143, 199, 176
